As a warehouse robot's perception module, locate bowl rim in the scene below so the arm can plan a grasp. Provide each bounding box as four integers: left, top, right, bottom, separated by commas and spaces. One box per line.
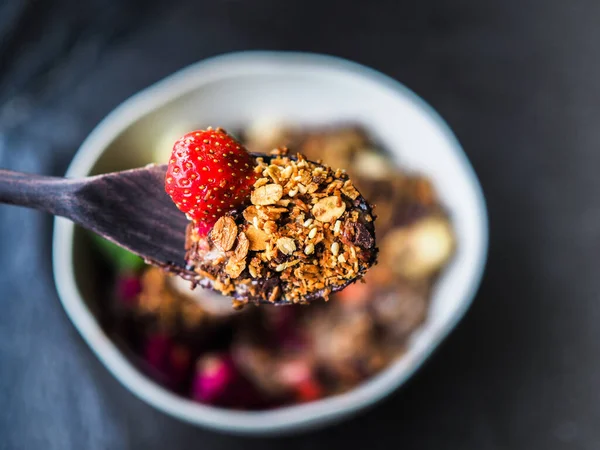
52, 50, 488, 435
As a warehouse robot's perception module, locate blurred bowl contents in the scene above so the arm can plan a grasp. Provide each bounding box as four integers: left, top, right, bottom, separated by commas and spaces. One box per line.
92, 122, 455, 410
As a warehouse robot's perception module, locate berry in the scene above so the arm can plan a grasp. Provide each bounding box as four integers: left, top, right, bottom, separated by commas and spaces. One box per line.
192, 353, 236, 403
165, 128, 257, 235
295, 378, 323, 403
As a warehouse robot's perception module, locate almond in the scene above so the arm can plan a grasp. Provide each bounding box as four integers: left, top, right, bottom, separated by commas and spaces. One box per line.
209, 216, 238, 252
312, 195, 346, 223
232, 232, 249, 261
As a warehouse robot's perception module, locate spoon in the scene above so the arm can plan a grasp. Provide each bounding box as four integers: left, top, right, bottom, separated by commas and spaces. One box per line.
0, 157, 375, 305
0, 164, 189, 273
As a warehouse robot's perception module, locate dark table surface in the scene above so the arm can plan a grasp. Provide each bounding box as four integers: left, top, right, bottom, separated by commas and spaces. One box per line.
1, 0, 599, 448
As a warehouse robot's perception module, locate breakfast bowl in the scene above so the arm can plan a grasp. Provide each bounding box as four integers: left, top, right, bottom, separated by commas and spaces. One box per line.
52, 51, 488, 435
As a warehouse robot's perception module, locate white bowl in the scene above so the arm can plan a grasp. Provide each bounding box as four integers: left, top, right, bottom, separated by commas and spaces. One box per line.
52, 51, 488, 435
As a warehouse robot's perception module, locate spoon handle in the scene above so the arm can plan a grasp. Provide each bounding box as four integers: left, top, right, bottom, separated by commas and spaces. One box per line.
0, 169, 78, 217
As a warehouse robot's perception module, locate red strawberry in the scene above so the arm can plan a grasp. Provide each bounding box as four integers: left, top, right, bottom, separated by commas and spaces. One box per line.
165, 128, 257, 235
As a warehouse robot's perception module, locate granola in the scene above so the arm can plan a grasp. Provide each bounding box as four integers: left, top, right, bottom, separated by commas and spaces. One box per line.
185, 148, 377, 306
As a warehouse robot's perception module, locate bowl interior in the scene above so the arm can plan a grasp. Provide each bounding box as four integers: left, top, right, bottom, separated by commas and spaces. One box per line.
58, 52, 488, 434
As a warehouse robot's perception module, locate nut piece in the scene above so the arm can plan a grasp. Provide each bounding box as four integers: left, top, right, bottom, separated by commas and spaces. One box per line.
225, 258, 246, 279
341, 180, 360, 200
243, 206, 260, 224
251, 183, 283, 205
253, 177, 269, 189
268, 286, 281, 303
263, 220, 278, 235
209, 216, 238, 252
276, 237, 296, 255
312, 195, 346, 223
232, 232, 249, 261
245, 225, 268, 251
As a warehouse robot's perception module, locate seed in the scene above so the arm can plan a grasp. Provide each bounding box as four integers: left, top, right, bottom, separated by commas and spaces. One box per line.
304, 244, 315, 255
308, 227, 318, 239
281, 165, 293, 179
249, 265, 258, 278
275, 263, 287, 272
333, 220, 342, 234
303, 218, 313, 228
338, 254, 346, 263
331, 242, 340, 256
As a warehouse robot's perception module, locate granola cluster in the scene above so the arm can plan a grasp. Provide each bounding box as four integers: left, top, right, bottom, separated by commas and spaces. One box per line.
185, 149, 377, 306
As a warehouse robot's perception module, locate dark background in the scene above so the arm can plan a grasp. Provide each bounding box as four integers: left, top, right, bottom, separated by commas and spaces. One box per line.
1, 0, 599, 448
